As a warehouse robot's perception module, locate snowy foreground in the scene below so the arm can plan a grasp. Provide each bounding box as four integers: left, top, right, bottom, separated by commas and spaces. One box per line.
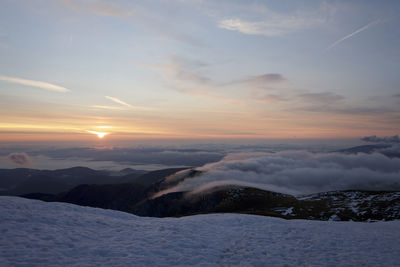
1, 197, 400, 266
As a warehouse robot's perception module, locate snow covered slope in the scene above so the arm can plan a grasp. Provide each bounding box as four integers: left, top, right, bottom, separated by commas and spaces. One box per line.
1, 197, 399, 266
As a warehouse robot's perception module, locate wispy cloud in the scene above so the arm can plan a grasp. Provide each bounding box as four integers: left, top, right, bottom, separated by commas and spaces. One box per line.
218, 4, 331, 36
91, 105, 126, 110
253, 93, 290, 104
164, 55, 211, 85
230, 73, 285, 86
105, 96, 133, 107
151, 55, 214, 96
150, 55, 288, 105
0, 75, 70, 92
219, 19, 281, 36
294, 105, 393, 115
298, 92, 344, 104
252, 91, 345, 106
60, 0, 131, 17
59, 1, 203, 46
93, 97, 153, 111
327, 19, 381, 50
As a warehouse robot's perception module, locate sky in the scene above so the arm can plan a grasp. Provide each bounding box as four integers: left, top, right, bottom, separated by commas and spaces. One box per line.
0, 0, 399, 143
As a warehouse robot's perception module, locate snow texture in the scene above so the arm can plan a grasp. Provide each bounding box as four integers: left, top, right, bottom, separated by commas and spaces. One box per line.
1, 196, 400, 266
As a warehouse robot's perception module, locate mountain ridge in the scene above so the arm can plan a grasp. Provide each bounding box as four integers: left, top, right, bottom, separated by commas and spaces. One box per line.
21, 170, 400, 222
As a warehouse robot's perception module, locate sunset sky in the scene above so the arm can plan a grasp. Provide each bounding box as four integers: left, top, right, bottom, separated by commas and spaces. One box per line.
0, 0, 399, 142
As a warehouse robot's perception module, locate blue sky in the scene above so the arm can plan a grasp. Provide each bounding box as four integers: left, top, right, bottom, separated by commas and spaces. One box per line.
0, 0, 399, 141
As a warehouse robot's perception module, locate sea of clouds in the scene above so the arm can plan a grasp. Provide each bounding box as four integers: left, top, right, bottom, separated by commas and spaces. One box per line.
158, 148, 400, 196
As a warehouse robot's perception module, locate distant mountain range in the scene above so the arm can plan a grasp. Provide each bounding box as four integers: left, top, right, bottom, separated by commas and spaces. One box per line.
0, 166, 149, 196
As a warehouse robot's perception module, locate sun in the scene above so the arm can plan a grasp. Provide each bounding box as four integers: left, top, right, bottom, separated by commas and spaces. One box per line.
87, 130, 109, 139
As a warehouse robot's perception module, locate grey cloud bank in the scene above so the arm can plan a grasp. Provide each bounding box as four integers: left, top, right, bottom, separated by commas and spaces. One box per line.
158, 150, 400, 197
6, 152, 32, 166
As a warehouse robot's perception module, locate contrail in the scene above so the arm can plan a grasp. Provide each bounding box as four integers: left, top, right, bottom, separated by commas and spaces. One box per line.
0, 75, 70, 92
327, 19, 381, 50
105, 96, 133, 107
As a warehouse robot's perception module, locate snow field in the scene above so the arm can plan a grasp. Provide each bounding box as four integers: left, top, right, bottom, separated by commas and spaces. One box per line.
1, 196, 399, 266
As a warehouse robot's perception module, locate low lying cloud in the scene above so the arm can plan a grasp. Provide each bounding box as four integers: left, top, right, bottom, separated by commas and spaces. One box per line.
6, 152, 32, 166
20, 147, 225, 169
156, 150, 400, 197
362, 135, 400, 143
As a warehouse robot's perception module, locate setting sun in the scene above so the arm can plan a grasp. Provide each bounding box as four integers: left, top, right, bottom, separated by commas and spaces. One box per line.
87, 130, 109, 139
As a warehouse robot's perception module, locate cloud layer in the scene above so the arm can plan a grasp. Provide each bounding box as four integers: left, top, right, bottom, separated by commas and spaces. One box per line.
157, 150, 400, 197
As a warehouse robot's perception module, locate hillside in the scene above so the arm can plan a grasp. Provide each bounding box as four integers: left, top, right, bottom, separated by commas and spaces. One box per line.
24, 181, 400, 221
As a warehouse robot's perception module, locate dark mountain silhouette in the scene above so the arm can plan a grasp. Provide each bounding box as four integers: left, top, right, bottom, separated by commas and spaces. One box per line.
118, 168, 143, 176
54, 183, 148, 212
22, 168, 187, 212
0, 168, 41, 190
6, 175, 70, 196
0, 167, 147, 196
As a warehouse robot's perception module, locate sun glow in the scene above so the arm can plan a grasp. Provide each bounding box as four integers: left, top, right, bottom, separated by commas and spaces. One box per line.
87, 130, 110, 139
